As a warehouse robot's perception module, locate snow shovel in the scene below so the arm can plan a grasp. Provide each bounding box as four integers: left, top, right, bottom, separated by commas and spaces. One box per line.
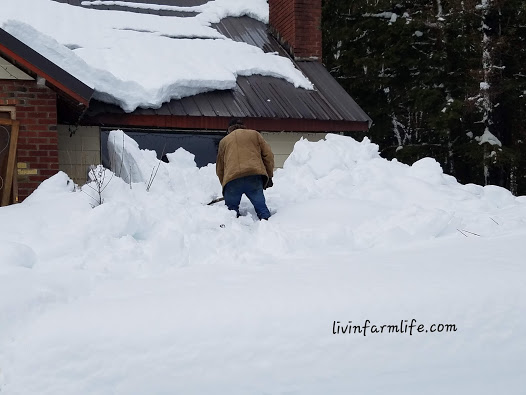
207, 197, 225, 205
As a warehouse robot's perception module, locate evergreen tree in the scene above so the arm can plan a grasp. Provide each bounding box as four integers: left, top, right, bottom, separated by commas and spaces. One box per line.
323, 0, 526, 194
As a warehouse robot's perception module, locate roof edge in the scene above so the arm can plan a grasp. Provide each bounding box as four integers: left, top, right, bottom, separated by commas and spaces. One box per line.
81, 114, 369, 132
0, 28, 93, 106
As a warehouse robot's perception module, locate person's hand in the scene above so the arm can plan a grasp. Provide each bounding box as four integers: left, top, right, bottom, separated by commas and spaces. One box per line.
264, 178, 273, 189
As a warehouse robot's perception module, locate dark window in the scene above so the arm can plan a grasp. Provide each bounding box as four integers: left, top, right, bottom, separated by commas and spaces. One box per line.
100, 129, 225, 169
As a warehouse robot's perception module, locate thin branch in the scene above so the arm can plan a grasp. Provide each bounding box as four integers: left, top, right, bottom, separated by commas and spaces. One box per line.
100, 171, 114, 193
146, 142, 166, 192
84, 183, 99, 193
457, 229, 481, 237
461, 230, 481, 237
119, 133, 125, 179
457, 229, 468, 237
147, 166, 155, 191
81, 188, 100, 205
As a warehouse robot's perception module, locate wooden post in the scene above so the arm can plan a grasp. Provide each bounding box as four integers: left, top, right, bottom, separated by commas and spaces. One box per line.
0, 118, 19, 206
11, 154, 18, 204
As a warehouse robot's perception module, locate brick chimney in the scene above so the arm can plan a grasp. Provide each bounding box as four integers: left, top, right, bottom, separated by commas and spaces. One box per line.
268, 0, 322, 61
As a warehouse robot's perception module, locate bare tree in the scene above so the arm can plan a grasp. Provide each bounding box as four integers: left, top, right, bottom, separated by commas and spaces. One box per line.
83, 165, 114, 207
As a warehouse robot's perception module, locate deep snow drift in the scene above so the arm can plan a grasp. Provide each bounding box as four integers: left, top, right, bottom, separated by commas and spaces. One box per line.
0, 133, 525, 394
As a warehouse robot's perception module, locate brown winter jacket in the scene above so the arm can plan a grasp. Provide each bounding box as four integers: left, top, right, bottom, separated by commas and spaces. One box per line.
216, 128, 274, 190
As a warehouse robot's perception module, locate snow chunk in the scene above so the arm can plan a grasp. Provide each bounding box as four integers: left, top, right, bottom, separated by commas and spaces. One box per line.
480, 82, 490, 90
283, 134, 380, 180
364, 11, 398, 24
23, 172, 76, 204
364, 12, 395, 20
476, 0, 489, 10
481, 185, 516, 208
166, 149, 197, 169
408, 158, 446, 185
476, 128, 502, 147
0, 242, 37, 271
107, 130, 160, 184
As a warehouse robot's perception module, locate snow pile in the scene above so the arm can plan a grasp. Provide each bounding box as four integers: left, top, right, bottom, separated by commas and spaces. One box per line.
3, 132, 525, 269
0, 134, 525, 394
106, 129, 220, 203
269, 134, 523, 249
0, 0, 312, 112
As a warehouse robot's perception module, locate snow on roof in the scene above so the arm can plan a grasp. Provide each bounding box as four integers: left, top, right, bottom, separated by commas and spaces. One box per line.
1, 0, 313, 112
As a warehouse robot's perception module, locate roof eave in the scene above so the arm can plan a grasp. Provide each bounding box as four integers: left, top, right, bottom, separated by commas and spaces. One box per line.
82, 113, 369, 132
0, 28, 94, 107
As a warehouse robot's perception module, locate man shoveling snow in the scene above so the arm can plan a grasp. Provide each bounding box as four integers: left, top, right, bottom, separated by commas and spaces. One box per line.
215, 118, 274, 220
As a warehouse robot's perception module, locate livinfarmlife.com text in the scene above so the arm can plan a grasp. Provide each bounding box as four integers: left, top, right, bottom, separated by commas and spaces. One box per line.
332, 319, 457, 336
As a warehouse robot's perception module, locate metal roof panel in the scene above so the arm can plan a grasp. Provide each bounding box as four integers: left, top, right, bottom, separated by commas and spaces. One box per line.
45, 1, 371, 128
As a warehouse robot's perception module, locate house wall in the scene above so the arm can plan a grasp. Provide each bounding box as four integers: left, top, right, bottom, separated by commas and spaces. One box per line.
0, 79, 59, 201
57, 125, 101, 186
261, 131, 327, 168
76, 129, 325, 177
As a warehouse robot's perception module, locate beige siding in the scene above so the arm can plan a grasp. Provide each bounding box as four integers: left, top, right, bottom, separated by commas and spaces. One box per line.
58, 125, 101, 184
260, 131, 327, 168
57, 128, 327, 183
0, 56, 33, 80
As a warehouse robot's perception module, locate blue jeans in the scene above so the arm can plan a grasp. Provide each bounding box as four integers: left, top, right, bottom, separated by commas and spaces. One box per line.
224, 175, 271, 220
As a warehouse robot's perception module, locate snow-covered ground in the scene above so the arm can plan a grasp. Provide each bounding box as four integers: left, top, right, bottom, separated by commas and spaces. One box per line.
1, 133, 525, 394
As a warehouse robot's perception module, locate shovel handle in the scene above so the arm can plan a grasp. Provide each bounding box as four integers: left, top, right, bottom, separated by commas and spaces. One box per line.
207, 197, 225, 205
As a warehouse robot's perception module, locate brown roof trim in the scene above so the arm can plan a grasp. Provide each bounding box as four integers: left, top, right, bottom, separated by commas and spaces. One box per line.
82, 114, 369, 132
0, 28, 93, 106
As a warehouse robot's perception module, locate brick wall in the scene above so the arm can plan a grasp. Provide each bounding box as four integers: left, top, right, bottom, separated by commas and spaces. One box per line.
269, 0, 322, 61
0, 80, 58, 201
